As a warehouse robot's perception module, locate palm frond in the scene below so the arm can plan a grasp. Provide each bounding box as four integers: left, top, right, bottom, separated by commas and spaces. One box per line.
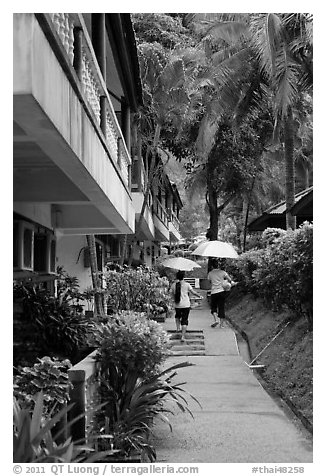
266, 13, 283, 75
274, 51, 299, 117
204, 21, 249, 46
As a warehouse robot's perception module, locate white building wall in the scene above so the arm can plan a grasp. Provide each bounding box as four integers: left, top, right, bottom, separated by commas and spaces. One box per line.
143, 240, 153, 268
13, 202, 53, 230
56, 235, 92, 291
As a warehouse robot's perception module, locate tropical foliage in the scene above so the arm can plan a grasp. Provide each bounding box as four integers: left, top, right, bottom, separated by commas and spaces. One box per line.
13, 392, 117, 463
14, 357, 72, 415
188, 13, 313, 232
227, 223, 313, 329
96, 361, 198, 462
98, 311, 170, 379
95, 313, 198, 461
13, 280, 91, 360
104, 266, 172, 318
13, 268, 99, 367
133, 13, 312, 243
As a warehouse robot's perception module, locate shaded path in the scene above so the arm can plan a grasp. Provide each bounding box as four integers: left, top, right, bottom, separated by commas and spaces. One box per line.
153, 297, 313, 463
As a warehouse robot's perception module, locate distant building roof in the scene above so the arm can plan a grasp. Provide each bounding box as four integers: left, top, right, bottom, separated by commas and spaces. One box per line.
248, 186, 313, 231
290, 187, 313, 217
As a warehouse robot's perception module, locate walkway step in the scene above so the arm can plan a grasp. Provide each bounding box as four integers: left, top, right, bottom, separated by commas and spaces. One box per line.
167, 329, 205, 356
172, 350, 206, 356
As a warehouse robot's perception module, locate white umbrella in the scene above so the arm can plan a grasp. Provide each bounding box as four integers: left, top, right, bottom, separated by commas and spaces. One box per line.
191, 240, 239, 259
162, 257, 202, 271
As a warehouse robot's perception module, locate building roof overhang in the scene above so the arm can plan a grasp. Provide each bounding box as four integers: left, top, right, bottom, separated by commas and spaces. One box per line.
105, 14, 143, 111
248, 186, 313, 232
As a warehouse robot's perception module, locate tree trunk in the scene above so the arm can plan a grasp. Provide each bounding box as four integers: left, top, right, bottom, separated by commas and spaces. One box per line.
86, 235, 104, 317
206, 146, 219, 241
284, 107, 296, 230
243, 176, 256, 251
119, 234, 128, 266
207, 188, 219, 241
206, 166, 219, 272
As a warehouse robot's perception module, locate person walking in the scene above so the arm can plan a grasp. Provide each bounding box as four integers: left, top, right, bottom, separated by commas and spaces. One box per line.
207, 258, 234, 328
170, 270, 202, 342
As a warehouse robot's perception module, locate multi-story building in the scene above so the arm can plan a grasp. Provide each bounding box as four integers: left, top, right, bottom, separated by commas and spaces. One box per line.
131, 153, 182, 267
13, 13, 182, 293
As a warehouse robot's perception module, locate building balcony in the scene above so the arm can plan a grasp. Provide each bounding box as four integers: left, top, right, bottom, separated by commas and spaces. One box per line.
131, 192, 155, 241
152, 199, 170, 241
168, 209, 181, 242
13, 13, 134, 235
131, 158, 155, 240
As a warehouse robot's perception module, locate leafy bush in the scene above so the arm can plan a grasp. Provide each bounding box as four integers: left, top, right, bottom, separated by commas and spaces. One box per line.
261, 228, 287, 247
226, 248, 264, 294
14, 357, 72, 415
94, 312, 198, 460
229, 224, 313, 328
104, 267, 172, 317
97, 311, 170, 378
252, 223, 313, 323
13, 269, 95, 362
96, 359, 198, 461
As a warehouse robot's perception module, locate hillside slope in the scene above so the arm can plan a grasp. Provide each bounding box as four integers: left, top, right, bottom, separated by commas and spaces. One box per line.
227, 291, 313, 428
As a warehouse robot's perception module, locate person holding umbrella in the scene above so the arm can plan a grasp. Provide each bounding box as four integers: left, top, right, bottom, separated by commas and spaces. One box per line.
170, 270, 203, 342
207, 258, 234, 328
191, 240, 238, 328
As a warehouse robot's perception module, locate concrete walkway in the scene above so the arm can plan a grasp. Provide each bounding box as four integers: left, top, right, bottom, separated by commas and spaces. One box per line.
153, 296, 313, 463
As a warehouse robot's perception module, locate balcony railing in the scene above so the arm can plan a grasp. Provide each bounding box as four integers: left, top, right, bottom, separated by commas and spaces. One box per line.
131, 156, 147, 191
153, 199, 169, 228
131, 158, 153, 209
169, 209, 180, 232
46, 13, 131, 190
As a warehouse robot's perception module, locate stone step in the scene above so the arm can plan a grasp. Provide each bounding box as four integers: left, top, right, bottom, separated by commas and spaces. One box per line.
171, 338, 205, 345
172, 350, 206, 356
168, 330, 204, 338
171, 346, 205, 353
169, 341, 205, 347
167, 329, 206, 356
168, 333, 204, 339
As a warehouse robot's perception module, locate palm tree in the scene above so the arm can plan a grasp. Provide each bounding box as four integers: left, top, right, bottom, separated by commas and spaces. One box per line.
86, 234, 105, 317
190, 13, 312, 230
125, 42, 199, 264
179, 14, 272, 240
249, 13, 312, 228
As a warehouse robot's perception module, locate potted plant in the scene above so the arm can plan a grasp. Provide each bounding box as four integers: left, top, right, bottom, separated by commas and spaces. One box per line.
82, 286, 95, 318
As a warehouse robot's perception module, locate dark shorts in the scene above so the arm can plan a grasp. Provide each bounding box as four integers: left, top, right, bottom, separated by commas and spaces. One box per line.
210, 291, 227, 318
175, 307, 191, 326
